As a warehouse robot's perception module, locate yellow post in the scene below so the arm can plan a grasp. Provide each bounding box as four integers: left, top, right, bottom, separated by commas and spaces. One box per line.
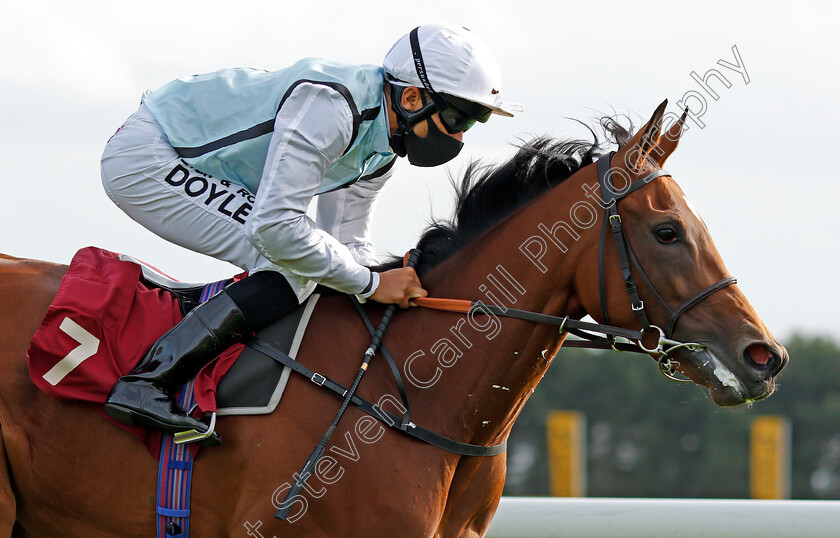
750, 415, 791, 499
546, 411, 586, 497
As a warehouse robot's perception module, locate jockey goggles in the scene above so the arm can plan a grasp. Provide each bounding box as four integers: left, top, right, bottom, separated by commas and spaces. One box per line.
403, 90, 493, 134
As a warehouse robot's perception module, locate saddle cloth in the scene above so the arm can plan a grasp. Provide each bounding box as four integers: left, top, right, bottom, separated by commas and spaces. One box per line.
26, 247, 317, 450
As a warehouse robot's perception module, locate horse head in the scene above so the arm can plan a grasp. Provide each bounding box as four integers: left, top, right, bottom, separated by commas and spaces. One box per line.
575, 100, 788, 405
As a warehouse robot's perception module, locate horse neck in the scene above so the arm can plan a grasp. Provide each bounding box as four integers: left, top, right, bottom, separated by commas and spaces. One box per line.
412, 169, 599, 445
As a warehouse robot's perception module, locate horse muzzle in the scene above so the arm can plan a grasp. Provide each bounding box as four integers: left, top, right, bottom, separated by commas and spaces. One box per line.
675, 340, 788, 406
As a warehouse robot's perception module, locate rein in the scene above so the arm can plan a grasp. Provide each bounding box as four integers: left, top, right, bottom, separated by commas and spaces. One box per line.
414, 152, 737, 383
265, 253, 507, 522
269, 152, 737, 509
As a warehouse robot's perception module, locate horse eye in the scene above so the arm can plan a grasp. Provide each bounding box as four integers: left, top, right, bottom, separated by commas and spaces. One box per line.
655, 226, 679, 244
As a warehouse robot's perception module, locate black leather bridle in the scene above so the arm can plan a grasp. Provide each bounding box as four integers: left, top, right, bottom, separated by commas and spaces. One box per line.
261, 151, 742, 476
411, 151, 738, 382
453, 151, 737, 382
592, 151, 737, 380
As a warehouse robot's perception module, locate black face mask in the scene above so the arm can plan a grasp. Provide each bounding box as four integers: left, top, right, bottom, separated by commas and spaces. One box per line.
402, 116, 464, 167
388, 83, 464, 167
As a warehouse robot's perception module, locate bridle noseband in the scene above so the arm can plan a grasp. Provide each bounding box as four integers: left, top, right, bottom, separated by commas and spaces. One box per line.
595, 152, 737, 380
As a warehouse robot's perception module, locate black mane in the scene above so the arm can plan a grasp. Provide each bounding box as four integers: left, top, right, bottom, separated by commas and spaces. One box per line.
378, 119, 633, 275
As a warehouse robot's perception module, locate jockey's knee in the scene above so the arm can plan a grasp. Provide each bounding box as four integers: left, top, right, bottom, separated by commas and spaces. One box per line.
225, 271, 299, 330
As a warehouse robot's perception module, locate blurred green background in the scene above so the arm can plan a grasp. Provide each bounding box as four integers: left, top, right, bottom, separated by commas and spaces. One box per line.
503, 335, 840, 499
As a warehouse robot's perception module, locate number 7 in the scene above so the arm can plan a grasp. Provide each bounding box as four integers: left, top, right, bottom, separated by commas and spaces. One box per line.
42, 317, 100, 386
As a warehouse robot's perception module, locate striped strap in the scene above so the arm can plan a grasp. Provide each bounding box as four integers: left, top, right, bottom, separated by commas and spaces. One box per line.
156, 278, 226, 538
156, 380, 197, 538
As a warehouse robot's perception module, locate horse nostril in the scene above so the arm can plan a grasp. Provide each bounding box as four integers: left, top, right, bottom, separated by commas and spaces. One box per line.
743, 343, 786, 376
745, 343, 772, 366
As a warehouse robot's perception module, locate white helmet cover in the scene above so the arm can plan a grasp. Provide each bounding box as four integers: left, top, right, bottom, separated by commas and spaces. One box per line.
383, 23, 523, 117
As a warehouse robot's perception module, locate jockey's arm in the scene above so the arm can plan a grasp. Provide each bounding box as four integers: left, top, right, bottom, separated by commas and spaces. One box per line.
245, 82, 373, 295
244, 83, 425, 305
316, 161, 392, 265
317, 165, 427, 308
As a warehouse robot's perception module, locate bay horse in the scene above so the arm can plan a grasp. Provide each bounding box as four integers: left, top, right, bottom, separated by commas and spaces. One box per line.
0, 101, 787, 537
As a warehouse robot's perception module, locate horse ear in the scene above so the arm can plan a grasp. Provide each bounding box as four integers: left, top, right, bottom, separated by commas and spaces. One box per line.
640, 99, 668, 155
655, 107, 689, 166
620, 99, 668, 173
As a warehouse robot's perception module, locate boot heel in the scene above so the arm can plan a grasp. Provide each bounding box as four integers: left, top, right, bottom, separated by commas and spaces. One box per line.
104, 401, 137, 426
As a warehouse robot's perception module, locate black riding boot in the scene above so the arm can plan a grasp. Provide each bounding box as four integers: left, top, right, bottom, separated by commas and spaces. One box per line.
104, 271, 299, 445
104, 291, 246, 444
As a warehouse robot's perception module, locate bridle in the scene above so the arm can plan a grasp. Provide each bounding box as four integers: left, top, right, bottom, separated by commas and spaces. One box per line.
414, 151, 737, 383
262, 151, 741, 473
593, 151, 737, 381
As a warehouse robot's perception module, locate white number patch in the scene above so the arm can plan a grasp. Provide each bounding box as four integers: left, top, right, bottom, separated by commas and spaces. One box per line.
42, 317, 100, 386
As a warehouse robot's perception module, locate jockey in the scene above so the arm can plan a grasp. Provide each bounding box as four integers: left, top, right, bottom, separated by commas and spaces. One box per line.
100, 23, 522, 443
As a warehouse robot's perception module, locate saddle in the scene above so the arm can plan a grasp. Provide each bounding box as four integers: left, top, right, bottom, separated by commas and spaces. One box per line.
27, 247, 505, 458
26, 247, 318, 447
122, 252, 320, 415
25, 247, 504, 536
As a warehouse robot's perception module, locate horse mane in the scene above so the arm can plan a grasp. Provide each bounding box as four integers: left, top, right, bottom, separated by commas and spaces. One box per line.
376, 117, 634, 275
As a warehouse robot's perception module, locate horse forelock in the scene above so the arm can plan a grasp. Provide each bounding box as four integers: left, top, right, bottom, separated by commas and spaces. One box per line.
377, 118, 636, 275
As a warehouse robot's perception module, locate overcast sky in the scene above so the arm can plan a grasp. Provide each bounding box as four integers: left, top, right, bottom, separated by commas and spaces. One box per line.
1, 0, 837, 341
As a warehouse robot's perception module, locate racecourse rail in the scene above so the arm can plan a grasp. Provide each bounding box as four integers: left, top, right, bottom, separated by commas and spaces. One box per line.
485, 497, 840, 537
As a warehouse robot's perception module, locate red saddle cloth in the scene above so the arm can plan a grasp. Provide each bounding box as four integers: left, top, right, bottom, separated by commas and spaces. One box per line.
26, 247, 242, 454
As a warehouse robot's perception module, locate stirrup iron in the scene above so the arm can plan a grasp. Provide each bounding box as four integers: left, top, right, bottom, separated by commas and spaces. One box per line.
174, 411, 217, 444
